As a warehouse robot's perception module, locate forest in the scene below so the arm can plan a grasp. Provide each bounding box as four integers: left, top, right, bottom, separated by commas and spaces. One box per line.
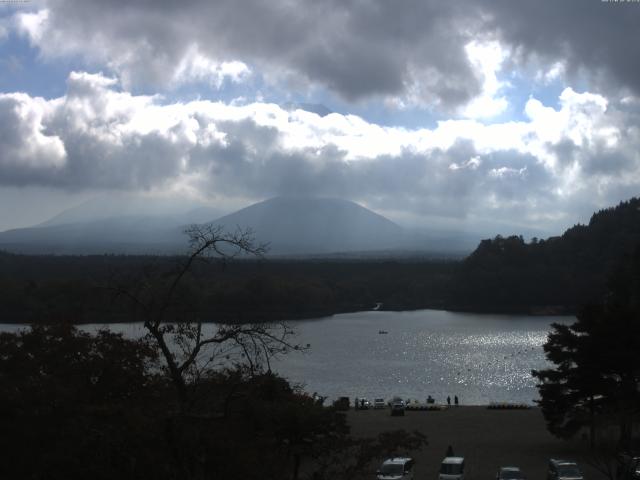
1, 197, 640, 323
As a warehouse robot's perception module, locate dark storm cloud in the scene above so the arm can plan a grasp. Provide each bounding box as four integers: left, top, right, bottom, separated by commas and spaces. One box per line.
22, 0, 484, 107
17, 0, 640, 106
482, 0, 640, 96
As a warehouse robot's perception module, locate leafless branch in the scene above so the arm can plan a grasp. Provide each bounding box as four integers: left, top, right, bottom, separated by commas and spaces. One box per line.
111, 222, 298, 409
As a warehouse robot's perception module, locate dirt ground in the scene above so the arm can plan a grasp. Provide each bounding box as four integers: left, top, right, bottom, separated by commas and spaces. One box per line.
347, 406, 605, 480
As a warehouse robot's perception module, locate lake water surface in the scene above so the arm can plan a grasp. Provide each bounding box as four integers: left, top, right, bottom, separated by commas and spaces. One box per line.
2, 309, 572, 405
271, 309, 571, 405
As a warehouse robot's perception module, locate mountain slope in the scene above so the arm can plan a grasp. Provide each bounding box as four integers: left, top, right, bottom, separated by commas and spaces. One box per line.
0, 196, 409, 255
0, 195, 474, 256
210, 196, 404, 254
0, 216, 187, 254
451, 197, 640, 312
0, 193, 225, 254
38, 194, 222, 227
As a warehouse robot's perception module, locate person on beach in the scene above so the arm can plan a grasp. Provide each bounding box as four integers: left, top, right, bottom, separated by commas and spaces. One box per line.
447, 395, 451, 406
455, 395, 459, 406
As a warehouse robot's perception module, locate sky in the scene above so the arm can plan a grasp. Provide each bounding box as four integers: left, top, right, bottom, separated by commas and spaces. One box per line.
1, 0, 639, 236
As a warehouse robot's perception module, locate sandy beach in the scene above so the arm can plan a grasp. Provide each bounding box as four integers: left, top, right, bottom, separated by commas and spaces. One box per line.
348, 406, 605, 480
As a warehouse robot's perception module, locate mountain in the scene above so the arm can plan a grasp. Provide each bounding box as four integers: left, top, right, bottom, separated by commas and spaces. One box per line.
0, 216, 186, 254
37, 194, 222, 227
209, 196, 405, 254
0, 193, 223, 254
451, 197, 640, 313
0, 195, 472, 256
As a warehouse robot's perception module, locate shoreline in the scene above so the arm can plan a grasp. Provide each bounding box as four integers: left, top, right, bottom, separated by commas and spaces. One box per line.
0, 305, 575, 326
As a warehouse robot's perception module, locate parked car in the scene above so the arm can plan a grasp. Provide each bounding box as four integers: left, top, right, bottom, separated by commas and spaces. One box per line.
390, 397, 406, 416
497, 466, 526, 480
439, 457, 465, 480
374, 398, 386, 409
548, 459, 584, 480
376, 457, 414, 480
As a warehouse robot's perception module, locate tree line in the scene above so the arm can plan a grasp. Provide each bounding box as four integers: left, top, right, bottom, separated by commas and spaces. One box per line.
0, 251, 455, 324
451, 197, 640, 313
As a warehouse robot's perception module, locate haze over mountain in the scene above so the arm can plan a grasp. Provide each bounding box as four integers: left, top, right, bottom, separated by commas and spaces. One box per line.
0, 196, 477, 256
38, 194, 224, 228
0, 194, 223, 254
211, 196, 403, 254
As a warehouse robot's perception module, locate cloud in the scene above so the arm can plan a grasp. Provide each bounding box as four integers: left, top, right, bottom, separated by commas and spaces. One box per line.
460, 41, 509, 119
0, 92, 66, 174
10, 0, 640, 112
13, 1, 485, 108
482, 0, 640, 98
0, 71, 639, 232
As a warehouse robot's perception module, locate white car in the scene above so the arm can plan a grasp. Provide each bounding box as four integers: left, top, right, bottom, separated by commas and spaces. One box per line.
374, 398, 386, 409
439, 457, 465, 480
497, 467, 526, 480
547, 459, 583, 480
377, 457, 414, 480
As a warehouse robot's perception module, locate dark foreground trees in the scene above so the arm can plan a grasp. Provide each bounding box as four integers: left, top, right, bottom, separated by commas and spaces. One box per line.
0, 226, 427, 479
0, 324, 163, 479
0, 324, 426, 480
532, 249, 640, 449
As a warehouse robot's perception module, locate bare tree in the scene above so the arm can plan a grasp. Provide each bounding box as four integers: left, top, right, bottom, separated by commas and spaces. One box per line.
113, 224, 301, 408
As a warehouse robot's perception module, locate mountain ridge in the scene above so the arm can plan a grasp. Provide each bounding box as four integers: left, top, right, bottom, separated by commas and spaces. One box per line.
0, 196, 444, 255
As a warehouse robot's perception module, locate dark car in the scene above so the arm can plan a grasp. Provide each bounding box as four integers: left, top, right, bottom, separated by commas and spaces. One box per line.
390, 397, 405, 416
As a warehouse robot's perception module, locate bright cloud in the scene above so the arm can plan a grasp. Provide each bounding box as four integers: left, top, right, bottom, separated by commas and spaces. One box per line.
0, 71, 637, 233
461, 41, 509, 119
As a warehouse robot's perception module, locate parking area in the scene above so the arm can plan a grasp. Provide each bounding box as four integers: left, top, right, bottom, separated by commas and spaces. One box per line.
348, 406, 606, 480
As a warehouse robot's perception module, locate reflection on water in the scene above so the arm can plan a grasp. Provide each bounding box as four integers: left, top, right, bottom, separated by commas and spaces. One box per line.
271, 309, 571, 405
1, 309, 572, 405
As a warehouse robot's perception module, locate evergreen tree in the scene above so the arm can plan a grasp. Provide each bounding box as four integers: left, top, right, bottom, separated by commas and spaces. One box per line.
532, 249, 640, 448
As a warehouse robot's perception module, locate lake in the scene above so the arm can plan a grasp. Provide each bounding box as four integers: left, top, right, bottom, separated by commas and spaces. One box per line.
1, 309, 572, 405
271, 309, 570, 405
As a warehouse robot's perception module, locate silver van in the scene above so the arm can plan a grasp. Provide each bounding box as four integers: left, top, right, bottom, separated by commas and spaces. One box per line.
439, 457, 465, 480
548, 459, 583, 480
376, 457, 414, 480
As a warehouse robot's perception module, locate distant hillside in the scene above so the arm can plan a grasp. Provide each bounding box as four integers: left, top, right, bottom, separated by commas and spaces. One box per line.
0, 196, 435, 255
451, 197, 640, 313
210, 196, 405, 254
0, 191, 228, 254
0, 216, 187, 254
37, 194, 222, 228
